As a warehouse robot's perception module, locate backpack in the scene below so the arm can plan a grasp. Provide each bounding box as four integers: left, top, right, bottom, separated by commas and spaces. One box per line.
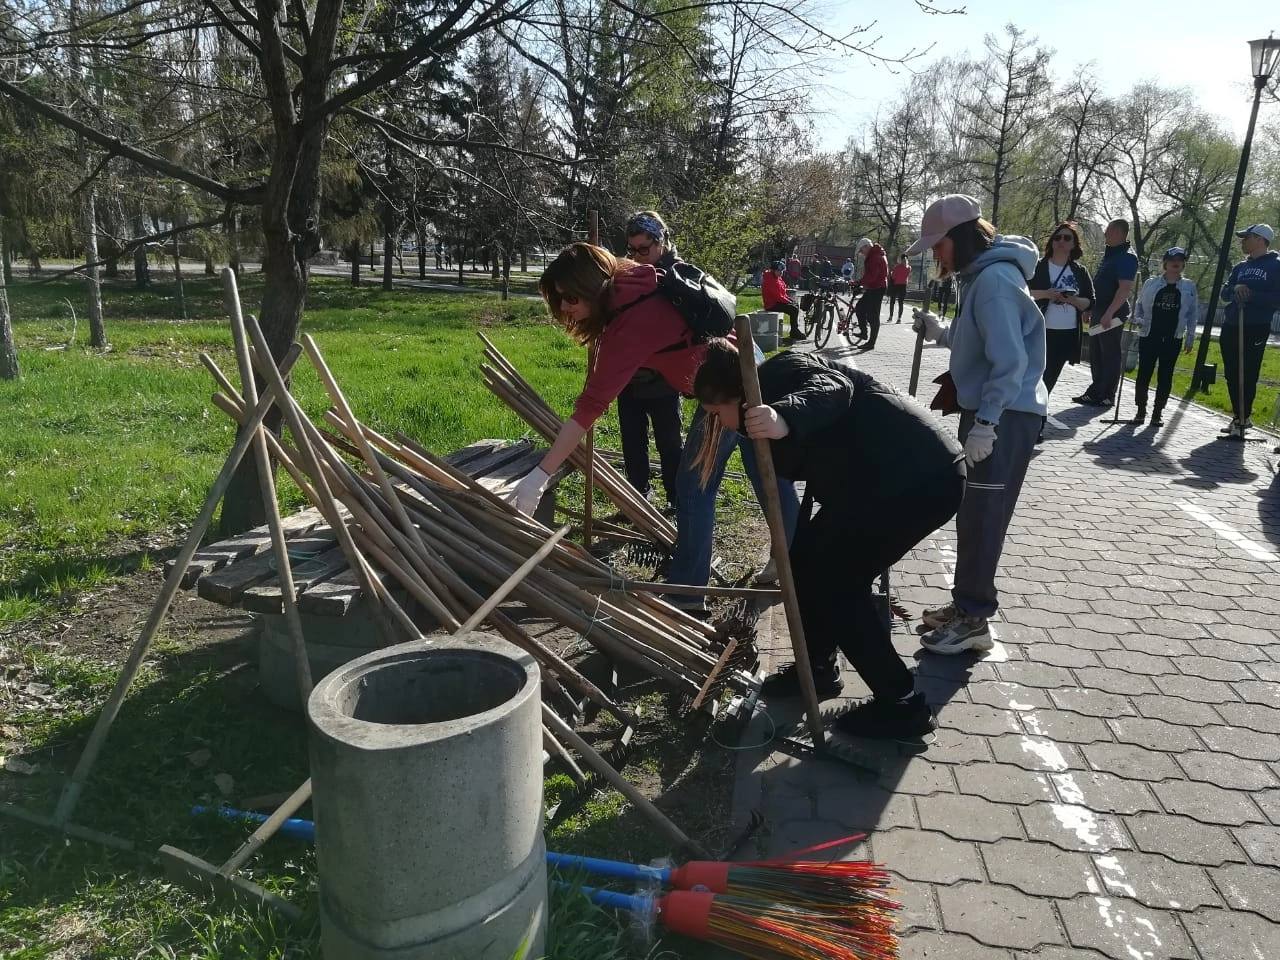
614, 261, 736, 344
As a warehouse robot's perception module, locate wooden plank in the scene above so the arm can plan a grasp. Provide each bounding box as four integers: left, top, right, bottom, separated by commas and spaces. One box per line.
241, 546, 349, 614
197, 530, 336, 606
295, 564, 385, 617
166, 508, 323, 587
444, 439, 507, 470
454, 439, 534, 480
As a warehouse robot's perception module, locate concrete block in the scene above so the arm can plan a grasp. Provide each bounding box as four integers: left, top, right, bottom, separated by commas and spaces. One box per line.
308, 633, 545, 959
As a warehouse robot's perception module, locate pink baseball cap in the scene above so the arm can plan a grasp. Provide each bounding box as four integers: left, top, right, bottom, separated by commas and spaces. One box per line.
905, 195, 983, 256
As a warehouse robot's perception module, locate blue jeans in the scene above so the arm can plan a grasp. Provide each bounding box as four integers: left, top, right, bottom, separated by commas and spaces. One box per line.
666, 407, 800, 588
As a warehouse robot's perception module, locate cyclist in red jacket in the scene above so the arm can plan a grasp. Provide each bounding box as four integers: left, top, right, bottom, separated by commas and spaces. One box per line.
762, 260, 803, 340
854, 238, 889, 349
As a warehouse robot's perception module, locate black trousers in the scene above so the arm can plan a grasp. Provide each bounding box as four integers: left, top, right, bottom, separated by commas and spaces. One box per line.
1043, 328, 1079, 395
1221, 324, 1269, 422
792, 475, 965, 700
617, 387, 683, 500
887, 283, 907, 321
1085, 325, 1124, 402
856, 289, 885, 346
773, 301, 802, 338
1133, 334, 1182, 414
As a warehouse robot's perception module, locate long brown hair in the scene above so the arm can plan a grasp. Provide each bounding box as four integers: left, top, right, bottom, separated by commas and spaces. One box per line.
947, 217, 997, 274
690, 338, 745, 488
1042, 220, 1084, 261
537, 243, 639, 344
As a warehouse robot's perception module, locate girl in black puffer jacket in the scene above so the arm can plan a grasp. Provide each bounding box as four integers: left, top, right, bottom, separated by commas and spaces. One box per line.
692, 342, 965, 740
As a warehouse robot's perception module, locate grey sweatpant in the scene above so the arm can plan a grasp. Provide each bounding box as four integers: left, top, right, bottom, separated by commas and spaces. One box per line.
953, 408, 1040, 619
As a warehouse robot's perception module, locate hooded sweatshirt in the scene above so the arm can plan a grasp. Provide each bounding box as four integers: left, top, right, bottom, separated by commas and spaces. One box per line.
1221, 249, 1280, 329
571, 263, 707, 429
939, 235, 1048, 422
861, 244, 888, 290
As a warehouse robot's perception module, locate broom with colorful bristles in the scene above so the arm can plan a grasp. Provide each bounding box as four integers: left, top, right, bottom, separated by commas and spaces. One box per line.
563, 883, 899, 960
546, 832, 900, 923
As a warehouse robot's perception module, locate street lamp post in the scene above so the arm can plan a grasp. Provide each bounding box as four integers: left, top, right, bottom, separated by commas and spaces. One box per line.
1191, 36, 1280, 392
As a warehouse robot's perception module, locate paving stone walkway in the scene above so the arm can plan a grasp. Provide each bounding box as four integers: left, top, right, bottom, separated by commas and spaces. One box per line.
730, 319, 1280, 960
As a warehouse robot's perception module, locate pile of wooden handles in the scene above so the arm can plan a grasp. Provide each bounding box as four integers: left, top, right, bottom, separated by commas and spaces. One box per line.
478, 332, 677, 549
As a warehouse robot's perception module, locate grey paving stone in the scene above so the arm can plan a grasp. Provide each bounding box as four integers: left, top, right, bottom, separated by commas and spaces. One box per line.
878, 759, 956, 796
1152, 673, 1243, 703
935, 882, 1063, 949
1049, 627, 1124, 651
922, 727, 995, 763
1254, 789, 1280, 826
814, 782, 920, 829
1001, 607, 1074, 630
993, 662, 1078, 689
955, 763, 1056, 805
888, 872, 941, 932
1175, 750, 1280, 790
1153, 779, 1267, 826
1050, 770, 1160, 815
915, 794, 1023, 843
1204, 621, 1275, 645
1012, 948, 1113, 960
1070, 612, 1140, 635
1216, 699, 1280, 732
1048, 686, 1137, 719
989, 734, 1083, 773
967, 682, 1052, 711
1082, 742, 1182, 781
871, 829, 984, 884
934, 702, 1021, 737
1222, 608, 1280, 630
898, 930, 1014, 959
1182, 908, 1280, 960
1019, 709, 1111, 744
766, 817, 873, 860
1126, 813, 1245, 866
1234, 824, 1280, 867
1028, 644, 1101, 669
1231, 679, 1280, 708
1209, 861, 1280, 915
1018, 802, 1132, 853
1130, 694, 1223, 728
1175, 655, 1255, 682
1073, 667, 1159, 696
1249, 659, 1280, 682
1119, 633, 1196, 658
1090, 850, 1222, 910
981, 838, 1099, 898
1106, 716, 1203, 752
1097, 650, 1176, 677
1057, 893, 1195, 960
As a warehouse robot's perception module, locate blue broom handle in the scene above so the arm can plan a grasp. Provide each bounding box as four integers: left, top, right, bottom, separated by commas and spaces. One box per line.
544, 851, 671, 884
551, 881, 649, 914
192, 805, 316, 842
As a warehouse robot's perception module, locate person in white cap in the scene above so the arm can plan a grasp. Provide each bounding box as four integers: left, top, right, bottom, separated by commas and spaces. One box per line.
1219, 224, 1280, 440
908, 195, 1047, 655
1130, 247, 1199, 428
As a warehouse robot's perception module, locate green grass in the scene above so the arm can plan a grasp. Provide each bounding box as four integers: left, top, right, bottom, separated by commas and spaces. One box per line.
0, 274, 745, 958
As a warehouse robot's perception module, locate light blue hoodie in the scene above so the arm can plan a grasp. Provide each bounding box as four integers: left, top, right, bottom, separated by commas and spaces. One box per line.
940, 235, 1048, 422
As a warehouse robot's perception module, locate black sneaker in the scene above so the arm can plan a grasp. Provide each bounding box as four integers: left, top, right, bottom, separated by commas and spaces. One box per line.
1071, 393, 1095, 405
760, 662, 844, 701
1150, 411, 1163, 427
1130, 408, 1146, 425
832, 693, 936, 741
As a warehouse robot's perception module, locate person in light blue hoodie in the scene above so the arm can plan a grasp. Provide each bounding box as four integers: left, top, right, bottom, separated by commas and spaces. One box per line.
908, 195, 1047, 655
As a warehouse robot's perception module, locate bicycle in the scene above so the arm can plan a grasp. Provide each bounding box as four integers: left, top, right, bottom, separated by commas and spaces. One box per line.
808, 279, 861, 349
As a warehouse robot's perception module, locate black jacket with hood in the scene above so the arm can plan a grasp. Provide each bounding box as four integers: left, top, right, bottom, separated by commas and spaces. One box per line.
758, 351, 963, 513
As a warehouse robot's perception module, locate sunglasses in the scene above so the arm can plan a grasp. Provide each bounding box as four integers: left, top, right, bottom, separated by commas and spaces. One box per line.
626, 240, 657, 256
1052, 233, 1075, 242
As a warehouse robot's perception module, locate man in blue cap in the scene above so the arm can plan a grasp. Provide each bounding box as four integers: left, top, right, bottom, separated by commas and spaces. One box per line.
1220, 224, 1280, 440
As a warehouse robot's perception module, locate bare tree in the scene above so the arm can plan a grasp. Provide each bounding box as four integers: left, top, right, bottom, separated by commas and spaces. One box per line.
0, 234, 16, 379
845, 95, 934, 255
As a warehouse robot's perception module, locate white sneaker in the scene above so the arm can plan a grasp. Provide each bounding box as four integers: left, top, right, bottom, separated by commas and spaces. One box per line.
753, 558, 778, 586
921, 616, 994, 655
921, 603, 958, 630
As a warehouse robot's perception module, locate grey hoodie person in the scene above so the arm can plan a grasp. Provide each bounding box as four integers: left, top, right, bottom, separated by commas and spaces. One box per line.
938, 235, 1048, 423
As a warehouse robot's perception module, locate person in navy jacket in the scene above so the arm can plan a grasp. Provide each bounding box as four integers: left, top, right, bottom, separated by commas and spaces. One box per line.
1219, 224, 1280, 439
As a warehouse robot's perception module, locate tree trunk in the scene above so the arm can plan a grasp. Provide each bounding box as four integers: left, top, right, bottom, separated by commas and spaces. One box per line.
501, 248, 510, 301
133, 214, 150, 288
84, 188, 107, 348
0, 236, 17, 380
521, 248, 527, 273
172, 211, 187, 320
228, 213, 241, 277
417, 228, 426, 279
382, 222, 393, 291
204, 247, 216, 275
457, 247, 464, 284
2, 237, 12, 286
349, 240, 361, 285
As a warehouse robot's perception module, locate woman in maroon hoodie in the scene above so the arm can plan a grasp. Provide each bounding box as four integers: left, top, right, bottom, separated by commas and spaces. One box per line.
853, 238, 888, 349
511, 243, 799, 605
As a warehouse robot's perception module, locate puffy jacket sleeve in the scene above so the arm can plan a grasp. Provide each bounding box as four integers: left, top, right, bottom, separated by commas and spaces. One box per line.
1133, 277, 1154, 334
972, 266, 1032, 424
760, 355, 854, 440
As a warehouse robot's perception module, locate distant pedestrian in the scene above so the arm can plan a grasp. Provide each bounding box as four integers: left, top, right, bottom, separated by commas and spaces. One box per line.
1029, 221, 1094, 439
888, 255, 911, 322
840, 257, 855, 281
1073, 219, 1137, 409
1130, 247, 1198, 428
820, 257, 835, 280
763, 260, 803, 340
909, 194, 1046, 655
854, 238, 888, 349
1219, 224, 1280, 439
786, 254, 803, 287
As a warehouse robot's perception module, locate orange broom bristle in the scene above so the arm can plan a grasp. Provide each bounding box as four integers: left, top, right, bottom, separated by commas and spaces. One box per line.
694, 894, 900, 960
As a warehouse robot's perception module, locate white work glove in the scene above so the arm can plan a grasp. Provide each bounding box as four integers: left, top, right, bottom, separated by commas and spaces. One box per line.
912, 308, 944, 343
744, 404, 790, 440
508, 466, 550, 516
964, 421, 997, 469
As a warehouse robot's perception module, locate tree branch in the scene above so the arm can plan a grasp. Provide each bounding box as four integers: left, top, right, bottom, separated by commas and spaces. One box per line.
36, 211, 231, 283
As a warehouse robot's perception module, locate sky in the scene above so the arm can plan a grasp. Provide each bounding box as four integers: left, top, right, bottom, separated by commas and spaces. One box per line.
811, 0, 1268, 153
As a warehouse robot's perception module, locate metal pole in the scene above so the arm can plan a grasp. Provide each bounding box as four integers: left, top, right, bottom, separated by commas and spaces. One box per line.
1191, 77, 1267, 391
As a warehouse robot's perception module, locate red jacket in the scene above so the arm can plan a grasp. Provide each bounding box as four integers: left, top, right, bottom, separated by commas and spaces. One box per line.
861, 244, 888, 290
890, 262, 911, 285
571, 264, 708, 429
761, 269, 791, 310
